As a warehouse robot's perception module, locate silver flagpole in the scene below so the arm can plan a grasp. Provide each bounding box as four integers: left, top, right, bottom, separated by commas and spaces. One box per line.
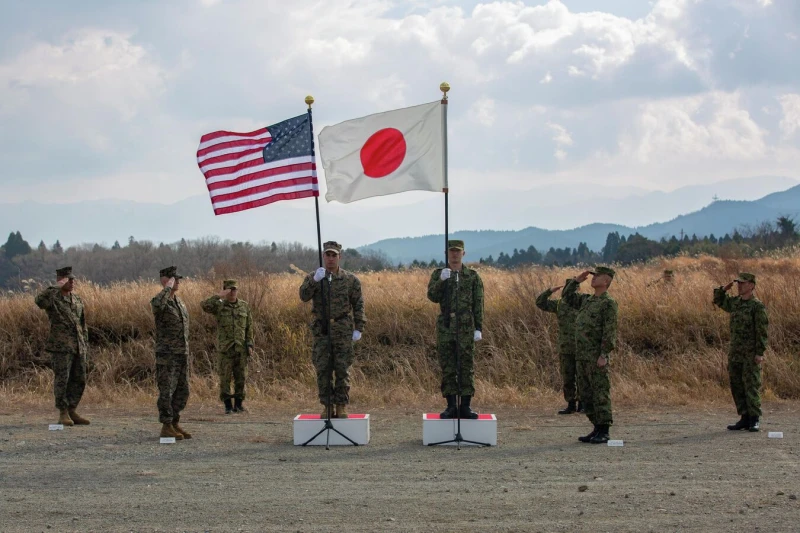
441, 82, 450, 264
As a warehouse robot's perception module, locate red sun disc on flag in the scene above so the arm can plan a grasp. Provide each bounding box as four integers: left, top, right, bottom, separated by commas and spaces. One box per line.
360, 128, 406, 178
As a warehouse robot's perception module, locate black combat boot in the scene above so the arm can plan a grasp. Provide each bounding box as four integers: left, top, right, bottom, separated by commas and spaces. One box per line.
224, 398, 233, 415
576, 401, 585, 413
440, 395, 458, 419
748, 416, 760, 432
459, 395, 479, 420
233, 398, 246, 413
558, 400, 577, 415
578, 425, 598, 443
590, 425, 610, 444
727, 415, 749, 431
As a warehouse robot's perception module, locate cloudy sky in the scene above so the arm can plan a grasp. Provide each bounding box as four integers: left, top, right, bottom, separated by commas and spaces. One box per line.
2, 0, 799, 216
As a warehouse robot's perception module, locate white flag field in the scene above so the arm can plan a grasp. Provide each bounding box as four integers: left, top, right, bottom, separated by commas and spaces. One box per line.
318, 101, 445, 204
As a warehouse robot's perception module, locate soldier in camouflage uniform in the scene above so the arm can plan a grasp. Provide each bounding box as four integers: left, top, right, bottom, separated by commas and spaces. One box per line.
713, 273, 768, 432
427, 240, 485, 420
202, 279, 254, 414
35, 266, 91, 426
562, 266, 618, 444
299, 241, 366, 419
536, 279, 582, 415
151, 266, 192, 440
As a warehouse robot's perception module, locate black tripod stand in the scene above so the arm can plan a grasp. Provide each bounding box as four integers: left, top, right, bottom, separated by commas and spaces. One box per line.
428, 270, 489, 449
302, 272, 358, 449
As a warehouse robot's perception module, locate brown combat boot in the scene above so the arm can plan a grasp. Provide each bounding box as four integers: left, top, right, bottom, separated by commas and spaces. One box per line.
68, 408, 90, 425
172, 419, 192, 439
58, 409, 74, 427
335, 404, 348, 419
160, 423, 184, 440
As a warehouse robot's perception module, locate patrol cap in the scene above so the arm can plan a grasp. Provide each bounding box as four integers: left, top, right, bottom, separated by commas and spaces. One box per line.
159, 266, 183, 279
735, 272, 756, 284
56, 266, 75, 279
448, 240, 465, 251
590, 266, 616, 279
323, 241, 342, 255
223, 279, 238, 290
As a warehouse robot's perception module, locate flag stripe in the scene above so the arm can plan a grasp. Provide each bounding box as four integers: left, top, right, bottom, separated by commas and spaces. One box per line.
199, 149, 265, 173
199, 127, 269, 145
211, 176, 318, 203
213, 190, 319, 215
204, 155, 315, 185
197, 136, 272, 159
207, 163, 317, 192
212, 183, 320, 210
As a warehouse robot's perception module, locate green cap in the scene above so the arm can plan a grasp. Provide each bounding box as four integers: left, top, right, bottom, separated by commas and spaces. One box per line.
223, 279, 238, 290
590, 266, 616, 279
159, 266, 183, 279
735, 272, 756, 284
448, 240, 465, 251
56, 266, 75, 279
323, 241, 342, 255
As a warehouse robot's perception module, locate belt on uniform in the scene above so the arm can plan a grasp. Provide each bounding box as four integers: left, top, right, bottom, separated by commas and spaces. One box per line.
326, 313, 351, 324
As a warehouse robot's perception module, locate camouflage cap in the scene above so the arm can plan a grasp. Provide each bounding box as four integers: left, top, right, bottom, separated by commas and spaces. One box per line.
590, 266, 616, 279
223, 279, 238, 290
448, 239, 465, 251
323, 241, 342, 255
735, 272, 756, 284
56, 266, 75, 279
159, 266, 183, 279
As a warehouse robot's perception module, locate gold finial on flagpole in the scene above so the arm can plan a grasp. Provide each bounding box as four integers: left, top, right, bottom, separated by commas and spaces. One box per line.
305, 95, 315, 109
439, 82, 450, 100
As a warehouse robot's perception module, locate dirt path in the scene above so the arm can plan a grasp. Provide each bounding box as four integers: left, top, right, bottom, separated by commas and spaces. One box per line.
1, 402, 798, 532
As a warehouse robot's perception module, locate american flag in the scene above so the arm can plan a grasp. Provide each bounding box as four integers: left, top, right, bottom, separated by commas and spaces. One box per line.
196, 114, 319, 215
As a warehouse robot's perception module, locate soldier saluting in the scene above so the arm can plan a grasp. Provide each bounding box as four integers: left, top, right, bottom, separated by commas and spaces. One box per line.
35, 266, 91, 426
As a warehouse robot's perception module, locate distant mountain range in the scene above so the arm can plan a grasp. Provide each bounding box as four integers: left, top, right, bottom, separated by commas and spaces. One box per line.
360, 184, 800, 263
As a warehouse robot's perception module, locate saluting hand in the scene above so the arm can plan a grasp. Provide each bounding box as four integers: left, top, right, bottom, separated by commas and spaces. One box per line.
550, 285, 564, 293
219, 288, 231, 298
56, 278, 69, 288
723, 281, 735, 292
166, 277, 176, 289
576, 271, 592, 283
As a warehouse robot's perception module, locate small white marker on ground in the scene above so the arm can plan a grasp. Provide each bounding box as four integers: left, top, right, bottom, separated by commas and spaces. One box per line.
607, 440, 624, 447
768, 432, 784, 439
159, 437, 176, 444
48, 424, 64, 431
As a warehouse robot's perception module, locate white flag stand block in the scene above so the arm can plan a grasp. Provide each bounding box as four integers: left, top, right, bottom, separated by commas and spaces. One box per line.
293, 414, 370, 446
422, 413, 498, 446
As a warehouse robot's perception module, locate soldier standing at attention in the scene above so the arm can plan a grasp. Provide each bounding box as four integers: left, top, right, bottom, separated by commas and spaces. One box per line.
202, 279, 254, 414
35, 266, 90, 426
562, 267, 618, 444
299, 242, 365, 419
713, 273, 768, 432
151, 266, 192, 440
536, 279, 582, 415
427, 240, 485, 420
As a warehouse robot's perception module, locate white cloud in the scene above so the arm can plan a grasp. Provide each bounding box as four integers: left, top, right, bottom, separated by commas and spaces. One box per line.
779, 94, 800, 138
548, 122, 573, 160
540, 71, 552, 84
469, 97, 496, 127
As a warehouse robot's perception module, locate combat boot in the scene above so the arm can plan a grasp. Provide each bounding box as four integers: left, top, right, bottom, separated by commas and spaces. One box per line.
576, 401, 585, 413
160, 423, 183, 440
335, 404, 348, 419
748, 416, 760, 432
68, 408, 90, 425
172, 416, 192, 439
727, 415, 749, 431
58, 409, 74, 427
459, 395, 479, 420
558, 400, 577, 415
578, 425, 598, 443
440, 395, 458, 419
590, 425, 610, 444
224, 398, 233, 415
233, 398, 247, 413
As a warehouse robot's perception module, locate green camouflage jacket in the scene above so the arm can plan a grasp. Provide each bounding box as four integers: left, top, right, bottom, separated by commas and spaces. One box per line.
201, 296, 254, 352
150, 286, 190, 355
427, 265, 484, 332
536, 288, 577, 355
35, 286, 88, 354
713, 288, 768, 361
562, 279, 618, 361
299, 268, 366, 334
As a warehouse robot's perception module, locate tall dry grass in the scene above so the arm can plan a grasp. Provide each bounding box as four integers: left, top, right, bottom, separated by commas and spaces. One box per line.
2, 255, 799, 408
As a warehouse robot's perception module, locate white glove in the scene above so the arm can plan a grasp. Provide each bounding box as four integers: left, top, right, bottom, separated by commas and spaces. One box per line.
313, 267, 326, 282
474, 330, 482, 342
352, 330, 362, 342
440, 268, 451, 281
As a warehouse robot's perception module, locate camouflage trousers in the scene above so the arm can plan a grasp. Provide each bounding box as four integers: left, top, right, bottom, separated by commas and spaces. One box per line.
728, 358, 762, 417
218, 347, 248, 402
577, 359, 613, 426
50, 350, 86, 410
559, 352, 578, 403
155, 352, 190, 424
312, 333, 354, 405
437, 317, 475, 397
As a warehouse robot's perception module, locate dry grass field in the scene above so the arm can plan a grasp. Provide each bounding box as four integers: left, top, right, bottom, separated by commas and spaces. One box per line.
2, 254, 799, 410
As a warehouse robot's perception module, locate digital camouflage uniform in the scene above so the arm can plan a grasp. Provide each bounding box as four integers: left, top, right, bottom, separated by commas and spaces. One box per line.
536, 286, 578, 403
299, 268, 366, 405
713, 282, 768, 418
201, 282, 254, 402
151, 268, 190, 424
562, 277, 618, 427
427, 265, 484, 397
35, 276, 88, 411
